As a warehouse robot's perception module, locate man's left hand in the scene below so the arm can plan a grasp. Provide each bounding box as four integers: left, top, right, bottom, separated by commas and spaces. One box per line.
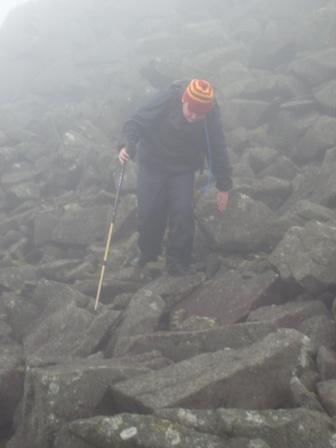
217, 191, 229, 212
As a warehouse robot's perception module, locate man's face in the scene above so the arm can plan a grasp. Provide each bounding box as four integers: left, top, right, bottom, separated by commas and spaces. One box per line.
182, 101, 207, 123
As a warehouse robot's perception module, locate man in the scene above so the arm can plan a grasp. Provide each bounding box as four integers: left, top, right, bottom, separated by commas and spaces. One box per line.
119, 79, 232, 276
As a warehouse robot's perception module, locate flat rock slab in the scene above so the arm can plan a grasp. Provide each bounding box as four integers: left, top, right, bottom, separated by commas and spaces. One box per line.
248, 300, 329, 328
178, 266, 282, 324
156, 407, 336, 448
109, 329, 312, 412
68, 413, 258, 448
114, 322, 277, 361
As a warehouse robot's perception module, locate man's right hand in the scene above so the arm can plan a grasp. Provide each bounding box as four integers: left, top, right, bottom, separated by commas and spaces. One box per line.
118, 143, 136, 164
118, 147, 130, 164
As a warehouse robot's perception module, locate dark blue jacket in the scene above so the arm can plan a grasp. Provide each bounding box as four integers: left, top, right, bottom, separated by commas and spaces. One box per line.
120, 81, 232, 191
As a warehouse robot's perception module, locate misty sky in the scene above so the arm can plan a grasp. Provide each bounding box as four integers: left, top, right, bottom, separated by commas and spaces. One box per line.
0, 0, 34, 26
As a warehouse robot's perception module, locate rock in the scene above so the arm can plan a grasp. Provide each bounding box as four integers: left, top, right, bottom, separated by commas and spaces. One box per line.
260, 156, 297, 181
68, 413, 229, 448
156, 407, 336, 448
23, 299, 120, 363
235, 176, 292, 210
294, 116, 336, 163
108, 329, 313, 412
178, 264, 283, 324
248, 300, 329, 328
223, 74, 299, 102
314, 79, 336, 111
7, 357, 153, 448
317, 346, 336, 381
32, 279, 91, 312
114, 322, 277, 361
296, 4, 336, 52
141, 273, 204, 307
222, 99, 270, 130
0, 265, 37, 292
55, 427, 93, 448
269, 220, 336, 294
290, 376, 325, 412
298, 315, 336, 350
0, 339, 24, 429
268, 108, 317, 152
248, 146, 278, 174
249, 27, 296, 70
196, 191, 277, 253
317, 380, 336, 416
114, 288, 165, 339
289, 48, 336, 86
280, 200, 336, 227
51, 204, 113, 247
74, 267, 150, 302
313, 148, 336, 207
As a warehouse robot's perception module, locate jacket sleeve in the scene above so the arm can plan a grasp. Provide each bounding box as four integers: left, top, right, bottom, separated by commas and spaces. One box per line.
206, 104, 233, 192
118, 88, 171, 150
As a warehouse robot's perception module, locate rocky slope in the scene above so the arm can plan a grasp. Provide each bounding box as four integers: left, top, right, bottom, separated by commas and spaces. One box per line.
0, 0, 335, 446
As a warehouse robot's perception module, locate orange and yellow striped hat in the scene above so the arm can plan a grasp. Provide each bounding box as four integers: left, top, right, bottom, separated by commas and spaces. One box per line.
182, 79, 214, 115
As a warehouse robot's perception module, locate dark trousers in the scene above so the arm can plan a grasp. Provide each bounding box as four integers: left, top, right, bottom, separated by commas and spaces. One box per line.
137, 163, 194, 266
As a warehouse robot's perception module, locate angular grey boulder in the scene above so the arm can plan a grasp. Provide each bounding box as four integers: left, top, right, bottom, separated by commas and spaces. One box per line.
7, 357, 153, 448
155, 407, 336, 448
114, 322, 277, 361
196, 191, 277, 253
108, 329, 313, 413
317, 380, 336, 417
23, 300, 120, 362
67, 413, 259, 448
247, 300, 329, 328
269, 220, 336, 293
179, 265, 283, 324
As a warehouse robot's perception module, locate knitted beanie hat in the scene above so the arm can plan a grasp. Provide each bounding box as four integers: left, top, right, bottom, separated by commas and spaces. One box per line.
182, 79, 214, 115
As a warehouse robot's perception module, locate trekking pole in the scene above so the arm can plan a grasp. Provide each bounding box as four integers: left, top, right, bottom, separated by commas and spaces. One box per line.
94, 163, 126, 310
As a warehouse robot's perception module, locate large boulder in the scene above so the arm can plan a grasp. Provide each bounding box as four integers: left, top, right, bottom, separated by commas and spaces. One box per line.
114, 322, 277, 361
269, 220, 336, 294
247, 300, 329, 328
23, 300, 120, 363
65, 413, 230, 448
289, 48, 336, 86
196, 191, 277, 253
222, 99, 270, 130
156, 407, 336, 448
108, 329, 313, 412
234, 176, 292, 210
177, 264, 284, 324
7, 356, 154, 448
107, 288, 166, 356
294, 116, 336, 163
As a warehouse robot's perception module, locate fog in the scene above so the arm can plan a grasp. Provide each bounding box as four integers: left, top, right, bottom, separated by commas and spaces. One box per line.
0, 0, 34, 26
0, 1, 335, 447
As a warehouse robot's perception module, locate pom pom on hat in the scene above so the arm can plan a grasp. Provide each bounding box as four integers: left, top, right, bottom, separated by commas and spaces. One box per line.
182, 79, 214, 115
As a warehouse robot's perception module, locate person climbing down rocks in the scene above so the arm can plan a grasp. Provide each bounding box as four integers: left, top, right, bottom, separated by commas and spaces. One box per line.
118, 79, 232, 276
